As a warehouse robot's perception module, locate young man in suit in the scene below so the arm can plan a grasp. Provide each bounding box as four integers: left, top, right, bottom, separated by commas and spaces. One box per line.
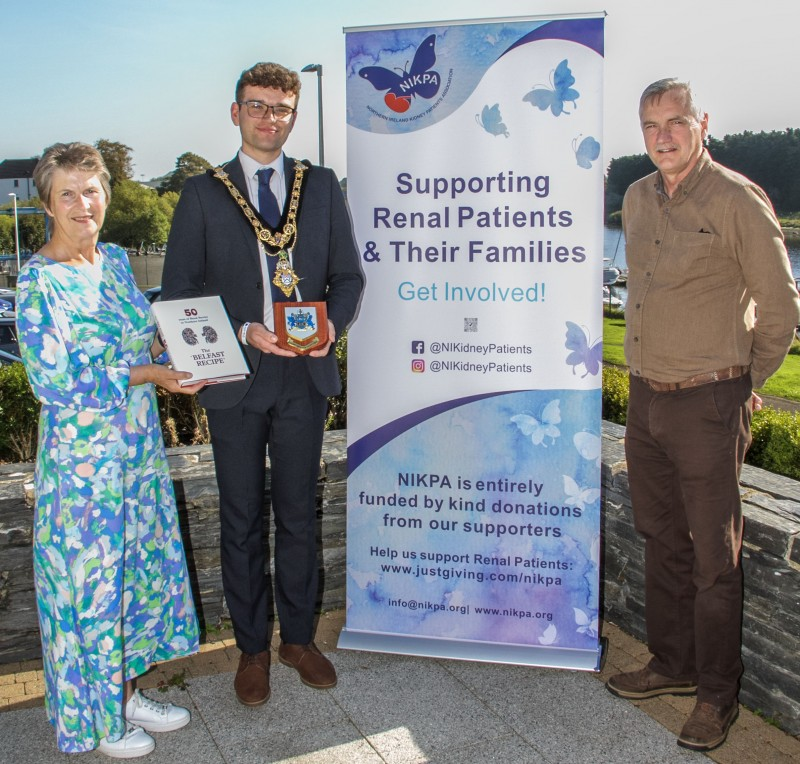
162, 62, 363, 706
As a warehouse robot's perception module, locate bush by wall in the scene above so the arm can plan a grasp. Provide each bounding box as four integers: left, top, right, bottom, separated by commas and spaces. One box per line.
749, 407, 800, 480
0, 363, 208, 460
601, 365, 629, 425
600, 365, 800, 480
155, 387, 209, 447
2, 359, 799, 481
0, 363, 40, 463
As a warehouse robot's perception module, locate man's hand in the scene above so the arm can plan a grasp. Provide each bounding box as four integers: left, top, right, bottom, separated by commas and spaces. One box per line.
309, 320, 336, 358
751, 392, 763, 412
244, 322, 298, 357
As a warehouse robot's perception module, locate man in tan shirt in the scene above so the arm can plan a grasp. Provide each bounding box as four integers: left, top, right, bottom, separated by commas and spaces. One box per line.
605, 78, 800, 752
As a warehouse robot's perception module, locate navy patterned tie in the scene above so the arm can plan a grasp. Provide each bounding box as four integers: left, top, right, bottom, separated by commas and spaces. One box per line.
256, 167, 291, 302
256, 167, 281, 228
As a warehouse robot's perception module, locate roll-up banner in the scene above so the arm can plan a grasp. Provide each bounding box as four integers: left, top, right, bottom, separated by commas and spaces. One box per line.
340, 14, 605, 670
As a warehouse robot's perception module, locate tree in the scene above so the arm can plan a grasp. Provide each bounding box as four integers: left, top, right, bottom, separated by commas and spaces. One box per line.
159, 152, 213, 195
157, 190, 180, 218
102, 179, 172, 248
604, 129, 800, 218
95, 139, 134, 187
605, 154, 654, 217
0, 198, 46, 253
18, 212, 46, 252
707, 129, 800, 212
0, 216, 15, 254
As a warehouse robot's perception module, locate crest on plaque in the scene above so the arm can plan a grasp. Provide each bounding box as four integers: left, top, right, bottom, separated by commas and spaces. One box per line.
274, 301, 328, 355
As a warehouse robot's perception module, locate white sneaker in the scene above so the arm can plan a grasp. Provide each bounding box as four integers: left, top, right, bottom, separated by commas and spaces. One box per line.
125, 689, 191, 733
98, 723, 155, 759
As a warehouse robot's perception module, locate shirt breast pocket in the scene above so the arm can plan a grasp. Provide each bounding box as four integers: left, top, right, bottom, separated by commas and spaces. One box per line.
669, 230, 715, 275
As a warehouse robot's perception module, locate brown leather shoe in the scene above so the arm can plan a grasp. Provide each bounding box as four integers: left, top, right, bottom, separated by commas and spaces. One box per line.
278, 642, 337, 689
606, 666, 697, 699
234, 650, 271, 706
678, 700, 738, 751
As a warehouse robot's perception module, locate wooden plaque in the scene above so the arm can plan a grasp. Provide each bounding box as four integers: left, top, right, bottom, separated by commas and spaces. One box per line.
274, 302, 328, 355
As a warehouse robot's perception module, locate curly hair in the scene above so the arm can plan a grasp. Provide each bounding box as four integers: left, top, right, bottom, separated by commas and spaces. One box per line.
235, 62, 302, 103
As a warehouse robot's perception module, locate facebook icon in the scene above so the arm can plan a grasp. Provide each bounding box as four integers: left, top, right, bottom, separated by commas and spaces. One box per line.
411, 340, 425, 354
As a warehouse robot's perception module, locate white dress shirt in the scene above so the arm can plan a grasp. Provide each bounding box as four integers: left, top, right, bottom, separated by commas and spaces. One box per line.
237, 149, 300, 330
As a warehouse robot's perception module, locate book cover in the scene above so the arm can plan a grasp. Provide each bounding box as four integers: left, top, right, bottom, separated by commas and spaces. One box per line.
151, 296, 250, 385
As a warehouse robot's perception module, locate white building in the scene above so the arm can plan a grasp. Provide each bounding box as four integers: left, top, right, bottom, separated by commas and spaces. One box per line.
0, 159, 39, 202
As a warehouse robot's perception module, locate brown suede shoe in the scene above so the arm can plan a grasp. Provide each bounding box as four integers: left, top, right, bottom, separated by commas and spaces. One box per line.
678, 700, 738, 751
234, 650, 271, 706
606, 666, 697, 699
278, 642, 337, 689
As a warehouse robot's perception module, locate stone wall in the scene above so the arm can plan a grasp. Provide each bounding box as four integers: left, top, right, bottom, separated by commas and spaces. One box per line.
0, 430, 349, 666
1, 424, 798, 733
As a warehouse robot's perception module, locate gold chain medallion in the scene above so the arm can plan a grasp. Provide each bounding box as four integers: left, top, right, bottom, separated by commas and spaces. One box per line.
213, 161, 307, 297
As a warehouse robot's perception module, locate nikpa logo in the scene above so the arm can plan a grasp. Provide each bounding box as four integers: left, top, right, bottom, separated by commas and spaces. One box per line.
359, 34, 441, 113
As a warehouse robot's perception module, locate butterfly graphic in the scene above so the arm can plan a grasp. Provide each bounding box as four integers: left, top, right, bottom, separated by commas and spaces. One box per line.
475, 104, 509, 137
565, 321, 602, 377
349, 568, 379, 589
573, 135, 601, 169
590, 533, 601, 566
510, 399, 561, 447
538, 623, 558, 646
563, 475, 600, 509
523, 59, 580, 116
359, 34, 440, 114
573, 431, 601, 467
574, 607, 599, 638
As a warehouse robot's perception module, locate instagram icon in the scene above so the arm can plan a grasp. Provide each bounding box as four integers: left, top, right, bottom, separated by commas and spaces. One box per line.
411, 359, 425, 373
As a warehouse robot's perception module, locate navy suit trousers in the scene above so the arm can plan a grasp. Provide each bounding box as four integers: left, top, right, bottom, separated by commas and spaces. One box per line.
207, 356, 327, 652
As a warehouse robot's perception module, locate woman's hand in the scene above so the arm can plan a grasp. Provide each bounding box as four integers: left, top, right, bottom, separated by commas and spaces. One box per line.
129, 363, 207, 394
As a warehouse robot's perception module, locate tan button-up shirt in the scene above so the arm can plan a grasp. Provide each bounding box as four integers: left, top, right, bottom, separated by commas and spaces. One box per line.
623, 150, 800, 389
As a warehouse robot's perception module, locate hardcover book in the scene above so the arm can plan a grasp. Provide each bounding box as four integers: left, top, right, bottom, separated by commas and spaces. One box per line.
151, 296, 249, 385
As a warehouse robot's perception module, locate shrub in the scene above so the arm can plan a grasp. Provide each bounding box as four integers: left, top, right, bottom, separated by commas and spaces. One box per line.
747, 407, 800, 480
326, 331, 348, 431
156, 387, 209, 447
598, 366, 800, 480
4, 351, 800, 482
602, 365, 629, 425
0, 363, 40, 462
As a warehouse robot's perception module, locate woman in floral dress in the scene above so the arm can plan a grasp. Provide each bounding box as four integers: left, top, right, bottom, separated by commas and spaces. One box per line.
16, 143, 204, 759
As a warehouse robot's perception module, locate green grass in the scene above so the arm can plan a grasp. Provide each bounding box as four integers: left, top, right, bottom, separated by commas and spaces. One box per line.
602, 316, 626, 366
603, 317, 800, 402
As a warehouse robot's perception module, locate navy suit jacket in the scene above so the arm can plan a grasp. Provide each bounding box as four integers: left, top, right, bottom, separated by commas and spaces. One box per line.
161, 155, 363, 408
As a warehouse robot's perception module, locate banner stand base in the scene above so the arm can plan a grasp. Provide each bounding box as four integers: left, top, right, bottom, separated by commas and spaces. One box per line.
338, 627, 602, 672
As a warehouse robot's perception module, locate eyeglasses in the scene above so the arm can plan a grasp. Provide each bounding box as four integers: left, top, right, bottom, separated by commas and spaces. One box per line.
238, 101, 296, 121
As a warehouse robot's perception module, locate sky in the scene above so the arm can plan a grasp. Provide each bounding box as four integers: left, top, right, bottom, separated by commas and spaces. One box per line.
1, 0, 797, 182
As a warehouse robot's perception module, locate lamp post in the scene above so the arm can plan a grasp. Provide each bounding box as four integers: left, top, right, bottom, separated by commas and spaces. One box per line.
301, 64, 324, 166
8, 193, 20, 275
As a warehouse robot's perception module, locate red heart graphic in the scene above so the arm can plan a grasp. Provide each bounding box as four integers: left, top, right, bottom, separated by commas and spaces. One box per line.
385, 93, 411, 113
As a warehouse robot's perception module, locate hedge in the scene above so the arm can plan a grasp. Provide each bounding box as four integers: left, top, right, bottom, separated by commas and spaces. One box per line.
601, 365, 800, 480
1, 360, 798, 481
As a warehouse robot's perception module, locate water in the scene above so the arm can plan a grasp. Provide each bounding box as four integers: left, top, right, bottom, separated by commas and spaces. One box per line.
603, 226, 800, 306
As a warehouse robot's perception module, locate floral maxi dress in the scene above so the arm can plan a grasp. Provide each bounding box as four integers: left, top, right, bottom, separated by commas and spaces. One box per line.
15, 243, 199, 753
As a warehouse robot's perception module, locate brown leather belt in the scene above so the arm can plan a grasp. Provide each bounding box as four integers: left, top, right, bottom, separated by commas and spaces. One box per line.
639, 366, 749, 393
